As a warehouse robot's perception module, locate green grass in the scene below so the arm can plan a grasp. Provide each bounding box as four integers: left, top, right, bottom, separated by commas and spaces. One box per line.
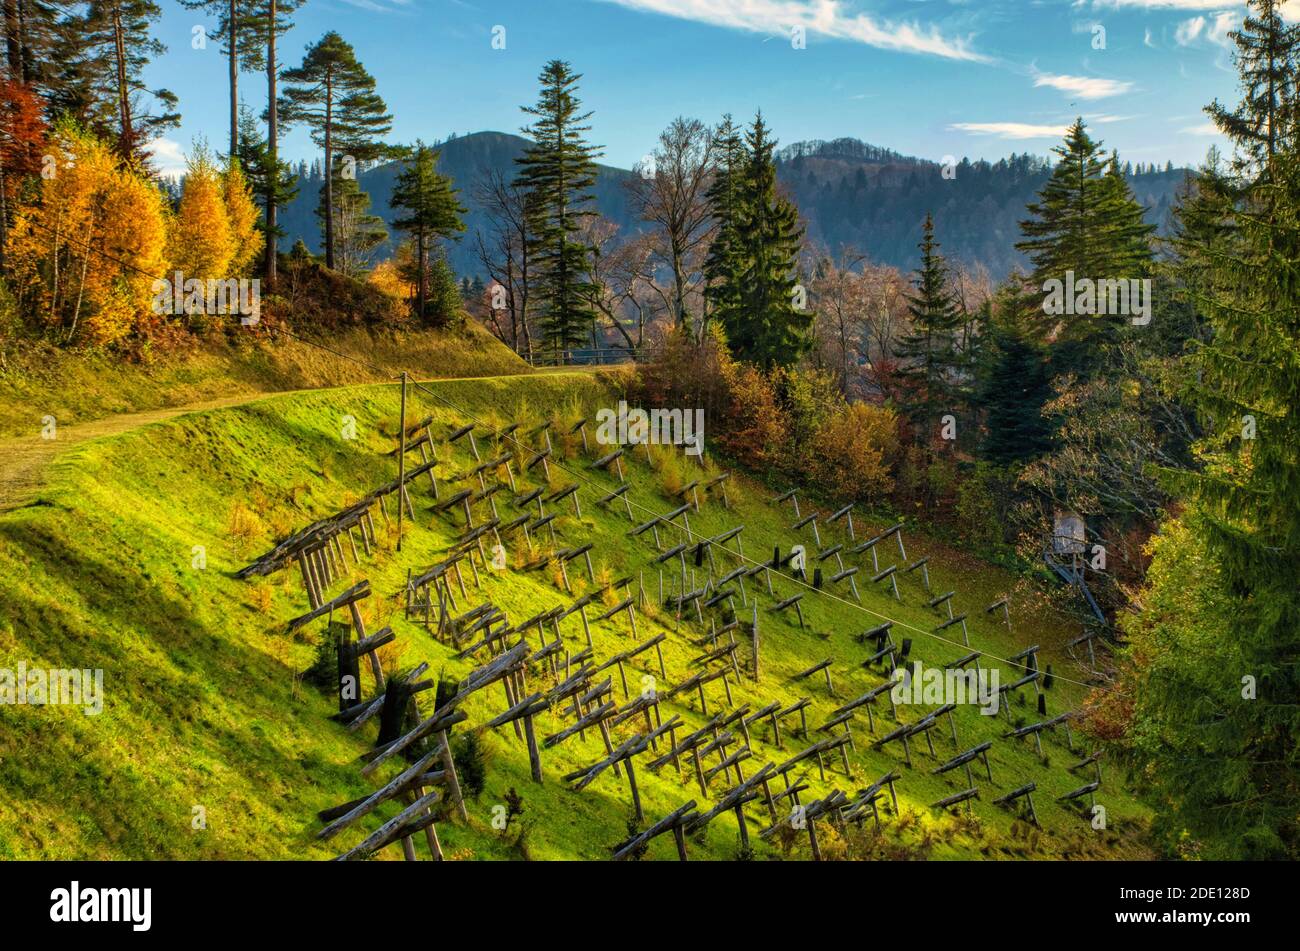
0, 372, 1152, 860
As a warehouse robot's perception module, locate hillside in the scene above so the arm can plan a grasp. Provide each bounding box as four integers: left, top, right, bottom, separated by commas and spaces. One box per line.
0, 371, 1151, 860
278, 131, 1188, 280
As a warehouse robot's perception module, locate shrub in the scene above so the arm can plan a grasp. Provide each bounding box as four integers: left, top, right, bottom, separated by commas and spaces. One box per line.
811, 402, 899, 503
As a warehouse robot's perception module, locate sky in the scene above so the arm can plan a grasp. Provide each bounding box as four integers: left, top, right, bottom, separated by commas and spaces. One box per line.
143, 0, 1277, 176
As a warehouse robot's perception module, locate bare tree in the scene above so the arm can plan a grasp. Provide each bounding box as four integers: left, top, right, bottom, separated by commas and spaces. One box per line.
626, 116, 714, 336
474, 169, 533, 359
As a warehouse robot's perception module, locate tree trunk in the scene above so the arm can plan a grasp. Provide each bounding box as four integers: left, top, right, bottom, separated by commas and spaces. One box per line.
324, 71, 334, 270
110, 3, 133, 156
3, 0, 20, 80
416, 230, 427, 319
264, 0, 278, 288
228, 0, 238, 158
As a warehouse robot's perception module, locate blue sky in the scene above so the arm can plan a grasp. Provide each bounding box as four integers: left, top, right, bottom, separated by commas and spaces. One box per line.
144, 0, 1272, 175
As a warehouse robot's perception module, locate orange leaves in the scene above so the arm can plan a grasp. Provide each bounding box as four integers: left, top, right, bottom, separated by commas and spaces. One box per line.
6, 123, 168, 346
170, 146, 235, 280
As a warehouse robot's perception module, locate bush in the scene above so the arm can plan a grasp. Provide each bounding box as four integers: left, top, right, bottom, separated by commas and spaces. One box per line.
811, 402, 899, 503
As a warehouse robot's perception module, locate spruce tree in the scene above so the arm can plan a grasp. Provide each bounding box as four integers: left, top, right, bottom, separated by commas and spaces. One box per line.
702, 115, 745, 340
178, 0, 264, 157
1128, 0, 1300, 858
250, 0, 304, 288
975, 277, 1053, 465
280, 31, 392, 271
725, 112, 809, 369
390, 141, 466, 321
1016, 119, 1154, 378
896, 213, 963, 443
516, 59, 601, 355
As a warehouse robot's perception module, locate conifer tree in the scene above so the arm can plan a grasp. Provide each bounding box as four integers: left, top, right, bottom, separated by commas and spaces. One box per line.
1126, 0, 1300, 859
86, 0, 179, 160
516, 59, 601, 354
975, 277, 1053, 464
724, 112, 809, 369
390, 140, 466, 321
314, 170, 385, 277
233, 105, 297, 262
251, 0, 303, 288
895, 213, 963, 443
702, 114, 745, 339
280, 31, 391, 271
1016, 119, 1154, 378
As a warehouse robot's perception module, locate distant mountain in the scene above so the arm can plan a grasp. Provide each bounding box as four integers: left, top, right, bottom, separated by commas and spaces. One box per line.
278, 130, 1190, 282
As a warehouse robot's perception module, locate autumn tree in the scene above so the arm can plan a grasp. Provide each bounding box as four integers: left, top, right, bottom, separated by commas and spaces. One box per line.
7, 122, 167, 344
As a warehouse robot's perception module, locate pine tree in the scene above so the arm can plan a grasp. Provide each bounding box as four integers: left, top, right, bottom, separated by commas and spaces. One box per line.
1125, 0, 1300, 858
390, 140, 465, 320
233, 105, 297, 260
516, 59, 601, 355
975, 277, 1053, 465
702, 115, 745, 340
86, 0, 179, 160
1016, 119, 1154, 379
250, 0, 303, 288
724, 112, 809, 369
280, 30, 391, 271
895, 213, 963, 443
1204, 0, 1297, 180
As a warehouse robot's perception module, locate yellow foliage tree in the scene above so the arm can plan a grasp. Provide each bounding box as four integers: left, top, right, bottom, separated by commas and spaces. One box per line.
6, 122, 168, 346
170, 145, 235, 280
811, 402, 900, 503
222, 159, 262, 275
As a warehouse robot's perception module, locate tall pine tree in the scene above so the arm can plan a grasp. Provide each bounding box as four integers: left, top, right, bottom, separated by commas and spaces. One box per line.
516, 60, 601, 355
280, 31, 391, 271
895, 213, 963, 445
719, 113, 809, 369
702, 114, 745, 341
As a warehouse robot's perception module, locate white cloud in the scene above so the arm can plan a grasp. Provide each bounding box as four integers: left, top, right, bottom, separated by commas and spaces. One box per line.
1174, 15, 1205, 44
949, 121, 1070, 139
597, 0, 989, 61
1176, 11, 1237, 46
1181, 121, 1223, 135
1033, 71, 1134, 99
1093, 1, 1241, 10
147, 137, 188, 176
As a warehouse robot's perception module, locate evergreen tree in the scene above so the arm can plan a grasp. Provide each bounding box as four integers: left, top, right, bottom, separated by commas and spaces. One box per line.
251, 0, 304, 288
280, 30, 391, 271
724, 112, 810, 369
1125, 0, 1300, 858
516, 59, 601, 354
895, 213, 963, 443
1204, 0, 1297, 180
389, 140, 465, 320
702, 114, 745, 338
86, 0, 179, 159
233, 105, 298, 256
1016, 119, 1154, 378
975, 277, 1053, 464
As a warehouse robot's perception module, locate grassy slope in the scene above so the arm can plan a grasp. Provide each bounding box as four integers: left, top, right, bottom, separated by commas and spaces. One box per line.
0, 372, 1151, 860
0, 321, 526, 438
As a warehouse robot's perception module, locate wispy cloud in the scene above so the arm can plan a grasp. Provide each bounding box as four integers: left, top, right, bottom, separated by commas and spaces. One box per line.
1092, 0, 1241, 10
1175, 12, 1236, 47
148, 138, 188, 176
1033, 71, 1133, 100
1181, 121, 1222, 135
596, 0, 989, 62
949, 122, 1070, 139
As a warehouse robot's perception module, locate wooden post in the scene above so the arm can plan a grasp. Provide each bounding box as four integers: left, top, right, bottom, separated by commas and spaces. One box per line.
398, 372, 408, 552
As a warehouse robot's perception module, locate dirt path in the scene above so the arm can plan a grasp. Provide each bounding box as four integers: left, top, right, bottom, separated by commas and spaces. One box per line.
0, 368, 613, 513
0, 395, 264, 513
